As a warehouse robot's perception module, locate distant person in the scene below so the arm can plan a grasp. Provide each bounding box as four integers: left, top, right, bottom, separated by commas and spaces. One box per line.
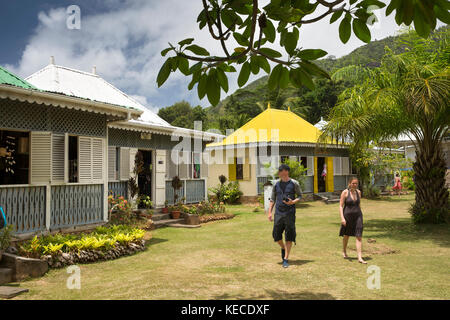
339, 177, 366, 264
267, 164, 302, 268
392, 173, 402, 195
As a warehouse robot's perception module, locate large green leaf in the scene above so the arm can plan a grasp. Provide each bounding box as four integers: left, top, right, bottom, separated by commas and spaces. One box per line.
259, 47, 283, 58
263, 18, 276, 43
413, 6, 431, 37
238, 62, 251, 87
197, 74, 208, 99
157, 59, 172, 87
297, 49, 328, 60
284, 29, 299, 55
178, 38, 195, 47
339, 13, 352, 44
216, 68, 229, 93
279, 66, 290, 89
268, 64, 283, 90
185, 45, 210, 56
256, 56, 271, 74
206, 72, 221, 106
353, 19, 371, 43
233, 32, 250, 46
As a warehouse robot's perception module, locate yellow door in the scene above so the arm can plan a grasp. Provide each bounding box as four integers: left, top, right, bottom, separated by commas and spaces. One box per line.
326, 157, 334, 192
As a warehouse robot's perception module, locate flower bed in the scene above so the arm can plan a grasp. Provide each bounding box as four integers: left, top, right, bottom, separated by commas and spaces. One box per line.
19, 225, 147, 268
179, 201, 235, 224
199, 213, 235, 224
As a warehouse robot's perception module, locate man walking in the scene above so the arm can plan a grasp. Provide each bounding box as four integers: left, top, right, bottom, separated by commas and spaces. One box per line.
268, 164, 302, 268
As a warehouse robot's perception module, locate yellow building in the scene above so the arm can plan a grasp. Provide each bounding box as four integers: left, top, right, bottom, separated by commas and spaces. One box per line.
207, 106, 352, 200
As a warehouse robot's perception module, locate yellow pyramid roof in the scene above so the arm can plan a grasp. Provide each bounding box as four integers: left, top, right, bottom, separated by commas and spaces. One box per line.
208, 106, 324, 147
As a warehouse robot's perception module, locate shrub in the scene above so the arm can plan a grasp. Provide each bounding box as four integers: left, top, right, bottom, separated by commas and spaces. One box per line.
19, 225, 145, 258
209, 181, 243, 204
0, 225, 14, 251
410, 203, 449, 224
108, 195, 134, 225
365, 184, 381, 199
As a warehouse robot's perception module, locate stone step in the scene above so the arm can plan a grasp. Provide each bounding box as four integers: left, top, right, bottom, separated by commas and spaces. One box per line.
152, 213, 171, 221
153, 218, 185, 229
0, 268, 13, 286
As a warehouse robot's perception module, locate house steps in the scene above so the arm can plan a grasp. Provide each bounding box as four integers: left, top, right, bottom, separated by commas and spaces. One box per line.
314, 192, 341, 204
151, 213, 171, 221
0, 268, 13, 286
153, 218, 185, 229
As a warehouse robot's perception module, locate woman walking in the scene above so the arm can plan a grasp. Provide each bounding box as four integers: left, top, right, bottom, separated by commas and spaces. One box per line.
392, 173, 402, 195
339, 177, 366, 264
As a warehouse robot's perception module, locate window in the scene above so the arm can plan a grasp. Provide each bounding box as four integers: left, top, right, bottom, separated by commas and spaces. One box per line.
193, 152, 201, 179
300, 157, 307, 169
236, 157, 244, 180
68, 136, 78, 183
0, 130, 30, 185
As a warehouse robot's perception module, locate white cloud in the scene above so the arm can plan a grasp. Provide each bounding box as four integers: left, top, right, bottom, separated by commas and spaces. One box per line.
8, 1, 408, 110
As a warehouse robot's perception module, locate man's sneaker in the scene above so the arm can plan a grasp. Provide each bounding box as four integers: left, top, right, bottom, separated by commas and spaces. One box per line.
281, 249, 286, 261
282, 259, 289, 268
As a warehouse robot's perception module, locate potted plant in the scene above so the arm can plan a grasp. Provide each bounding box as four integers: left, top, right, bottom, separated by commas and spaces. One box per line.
138, 195, 153, 218
170, 176, 183, 219
162, 200, 169, 214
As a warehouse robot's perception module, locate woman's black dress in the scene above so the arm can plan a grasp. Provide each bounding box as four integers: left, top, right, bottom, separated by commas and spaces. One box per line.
339, 189, 363, 237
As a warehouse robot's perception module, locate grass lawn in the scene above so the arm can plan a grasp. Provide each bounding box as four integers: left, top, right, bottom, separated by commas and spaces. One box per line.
12, 194, 450, 300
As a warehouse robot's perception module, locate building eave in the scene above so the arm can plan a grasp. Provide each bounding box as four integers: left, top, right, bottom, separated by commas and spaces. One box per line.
0, 84, 142, 120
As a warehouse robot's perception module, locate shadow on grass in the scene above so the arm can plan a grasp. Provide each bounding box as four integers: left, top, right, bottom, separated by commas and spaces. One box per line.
214, 289, 336, 300
146, 237, 169, 247
277, 259, 314, 266
363, 218, 450, 248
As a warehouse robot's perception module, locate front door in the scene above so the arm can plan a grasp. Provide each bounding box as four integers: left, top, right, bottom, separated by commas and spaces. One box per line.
137, 150, 152, 208
317, 157, 326, 193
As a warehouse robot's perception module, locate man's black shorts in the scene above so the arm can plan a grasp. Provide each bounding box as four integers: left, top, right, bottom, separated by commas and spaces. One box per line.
272, 213, 296, 242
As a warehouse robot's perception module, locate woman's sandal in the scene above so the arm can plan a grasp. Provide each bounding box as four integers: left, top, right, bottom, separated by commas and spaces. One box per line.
358, 259, 367, 264
342, 252, 349, 259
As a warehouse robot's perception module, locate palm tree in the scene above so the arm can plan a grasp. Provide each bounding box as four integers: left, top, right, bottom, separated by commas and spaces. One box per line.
321, 34, 449, 224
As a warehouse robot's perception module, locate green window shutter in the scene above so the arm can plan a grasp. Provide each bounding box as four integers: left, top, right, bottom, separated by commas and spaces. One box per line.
52, 133, 65, 183
30, 132, 52, 184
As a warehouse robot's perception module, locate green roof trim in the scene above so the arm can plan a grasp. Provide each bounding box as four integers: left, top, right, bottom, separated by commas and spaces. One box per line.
0, 66, 37, 90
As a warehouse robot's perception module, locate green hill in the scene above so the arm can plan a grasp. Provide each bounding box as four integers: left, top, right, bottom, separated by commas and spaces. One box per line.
205, 34, 401, 131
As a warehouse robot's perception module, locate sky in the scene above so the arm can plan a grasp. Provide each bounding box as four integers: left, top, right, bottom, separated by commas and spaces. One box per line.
0, 0, 411, 113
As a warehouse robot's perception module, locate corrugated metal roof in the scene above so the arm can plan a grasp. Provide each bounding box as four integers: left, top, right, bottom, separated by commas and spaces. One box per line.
0, 66, 37, 90
26, 64, 169, 127
208, 106, 325, 147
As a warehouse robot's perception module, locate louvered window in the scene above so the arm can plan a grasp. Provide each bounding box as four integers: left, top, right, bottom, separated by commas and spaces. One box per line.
333, 157, 342, 176
30, 132, 52, 184
120, 147, 130, 181
342, 157, 350, 175
52, 134, 65, 183
108, 146, 117, 181
307, 157, 314, 176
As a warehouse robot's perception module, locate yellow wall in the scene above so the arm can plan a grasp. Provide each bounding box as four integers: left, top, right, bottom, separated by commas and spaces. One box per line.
207, 146, 258, 197
326, 157, 334, 192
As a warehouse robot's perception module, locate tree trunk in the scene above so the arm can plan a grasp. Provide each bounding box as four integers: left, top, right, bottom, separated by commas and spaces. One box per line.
412, 138, 449, 224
